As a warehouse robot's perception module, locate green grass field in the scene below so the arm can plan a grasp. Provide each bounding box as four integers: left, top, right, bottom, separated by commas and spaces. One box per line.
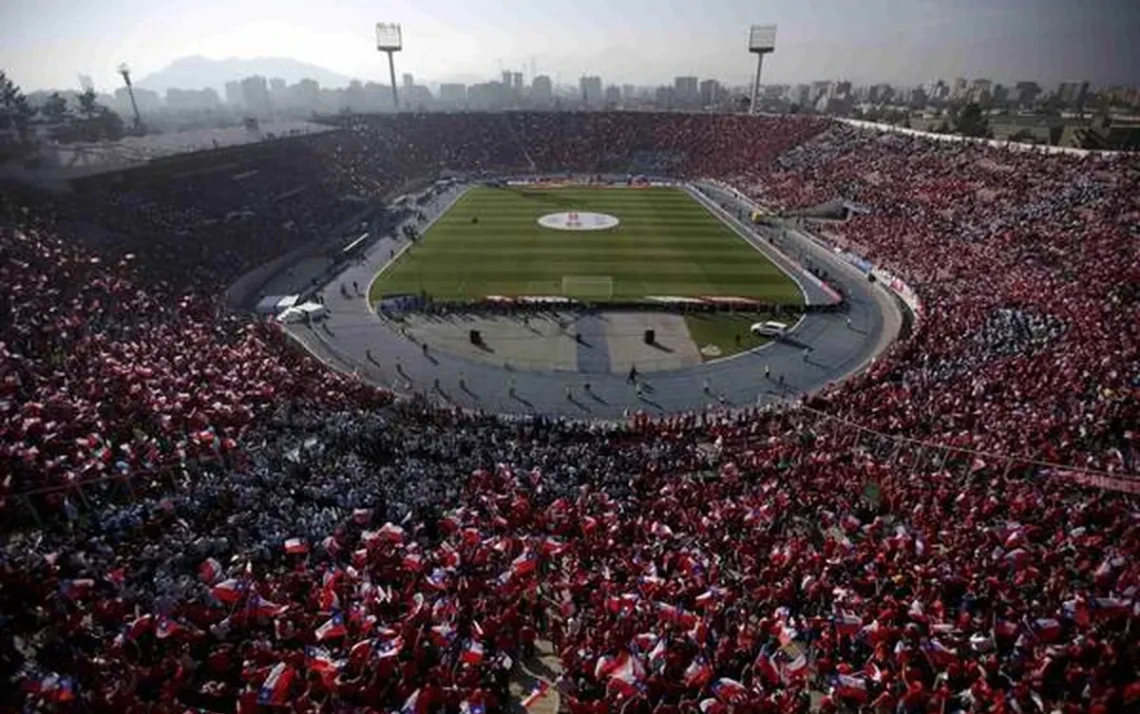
370, 186, 802, 304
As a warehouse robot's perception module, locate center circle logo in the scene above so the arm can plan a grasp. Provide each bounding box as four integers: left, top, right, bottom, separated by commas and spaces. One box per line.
537, 211, 620, 231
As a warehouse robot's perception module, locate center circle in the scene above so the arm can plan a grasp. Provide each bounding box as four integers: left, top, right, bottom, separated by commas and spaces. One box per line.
537, 211, 620, 231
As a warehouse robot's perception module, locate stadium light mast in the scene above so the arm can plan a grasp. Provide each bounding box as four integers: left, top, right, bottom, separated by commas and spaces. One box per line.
376, 23, 403, 111
118, 63, 143, 132
747, 25, 777, 115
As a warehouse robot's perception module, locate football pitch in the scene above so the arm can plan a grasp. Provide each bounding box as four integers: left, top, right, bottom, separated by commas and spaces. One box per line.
370, 186, 803, 305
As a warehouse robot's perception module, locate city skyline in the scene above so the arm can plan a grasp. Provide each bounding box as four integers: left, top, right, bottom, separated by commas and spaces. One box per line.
2, 0, 1138, 94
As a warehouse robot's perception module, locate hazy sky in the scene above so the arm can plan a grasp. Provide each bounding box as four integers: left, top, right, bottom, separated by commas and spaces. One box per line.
2, 0, 1137, 92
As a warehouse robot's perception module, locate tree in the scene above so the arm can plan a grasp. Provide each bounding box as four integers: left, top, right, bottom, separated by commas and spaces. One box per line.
0, 70, 34, 139
954, 102, 990, 138
42, 92, 69, 123
77, 87, 99, 120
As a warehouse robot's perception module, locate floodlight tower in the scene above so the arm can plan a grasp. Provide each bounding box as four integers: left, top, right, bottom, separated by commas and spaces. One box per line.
747, 25, 777, 115
376, 23, 403, 110
118, 63, 144, 132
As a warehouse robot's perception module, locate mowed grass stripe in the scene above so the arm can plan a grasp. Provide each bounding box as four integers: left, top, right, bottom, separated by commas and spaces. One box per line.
371, 187, 802, 303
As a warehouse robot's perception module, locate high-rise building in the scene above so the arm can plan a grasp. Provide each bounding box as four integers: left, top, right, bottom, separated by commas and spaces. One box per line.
502, 71, 513, 88
224, 81, 243, 107
622, 85, 636, 102
512, 72, 523, 91
531, 75, 553, 106
403, 73, 414, 88
439, 83, 467, 105
655, 86, 675, 109
699, 79, 721, 107
604, 85, 621, 107
579, 76, 602, 106
951, 77, 968, 100
674, 76, 699, 106
294, 79, 320, 111
240, 75, 271, 116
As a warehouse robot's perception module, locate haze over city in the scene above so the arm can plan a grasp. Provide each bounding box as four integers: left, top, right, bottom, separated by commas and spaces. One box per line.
2, 0, 1138, 93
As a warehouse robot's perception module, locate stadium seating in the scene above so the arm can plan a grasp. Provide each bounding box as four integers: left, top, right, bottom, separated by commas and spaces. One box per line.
0, 112, 1136, 714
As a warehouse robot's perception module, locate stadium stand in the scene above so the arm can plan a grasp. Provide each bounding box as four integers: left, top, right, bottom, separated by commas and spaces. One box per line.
0, 112, 1136, 714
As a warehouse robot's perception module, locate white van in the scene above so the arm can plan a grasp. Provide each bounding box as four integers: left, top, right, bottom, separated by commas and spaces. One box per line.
750, 320, 789, 338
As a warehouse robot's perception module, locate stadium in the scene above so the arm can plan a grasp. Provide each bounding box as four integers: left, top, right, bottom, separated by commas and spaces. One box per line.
1, 105, 1138, 714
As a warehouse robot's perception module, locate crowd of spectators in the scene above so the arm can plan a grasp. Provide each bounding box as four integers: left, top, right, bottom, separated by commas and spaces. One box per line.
1, 113, 1137, 713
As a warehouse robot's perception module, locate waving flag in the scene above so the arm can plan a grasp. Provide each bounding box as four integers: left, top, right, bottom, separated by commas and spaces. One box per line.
284, 538, 308, 555
155, 616, 182, 639
426, 568, 449, 590
59, 578, 95, 601
521, 681, 551, 709
832, 612, 862, 636
683, 655, 713, 688
305, 646, 343, 677
461, 639, 485, 665
211, 578, 246, 604
510, 550, 538, 578
710, 678, 748, 704
607, 652, 646, 698
699, 699, 727, 714
376, 635, 404, 659
258, 663, 295, 706
831, 674, 868, 703
694, 587, 725, 610
249, 595, 288, 618
315, 613, 347, 641
430, 623, 457, 647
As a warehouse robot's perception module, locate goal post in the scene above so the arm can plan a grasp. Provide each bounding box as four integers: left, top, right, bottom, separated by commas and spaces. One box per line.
561, 275, 614, 301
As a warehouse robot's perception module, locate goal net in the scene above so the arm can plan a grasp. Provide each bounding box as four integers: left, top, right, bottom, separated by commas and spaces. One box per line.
561, 275, 614, 301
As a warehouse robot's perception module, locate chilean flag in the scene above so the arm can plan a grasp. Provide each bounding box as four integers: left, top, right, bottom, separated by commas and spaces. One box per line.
211, 578, 246, 604
1031, 618, 1062, 642
510, 550, 538, 578
832, 674, 868, 703
683, 655, 713, 688
461, 639, 485, 665
376, 635, 404, 659
607, 653, 646, 698
258, 663, 295, 706
699, 699, 727, 714
315, 613, 347, 641
430, 622, 457, 647
694, 587, 725, 610
832, 612, 862, 636
521, 681, 550, 709
249, 595, 288, 618
284, 538, 308, 554
710, 678, 748, 704
1091, 597, 1132, 619
155, 616, 182, 639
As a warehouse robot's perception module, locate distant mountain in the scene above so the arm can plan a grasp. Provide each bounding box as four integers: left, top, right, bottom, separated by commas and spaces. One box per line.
135, 56, 354, 95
